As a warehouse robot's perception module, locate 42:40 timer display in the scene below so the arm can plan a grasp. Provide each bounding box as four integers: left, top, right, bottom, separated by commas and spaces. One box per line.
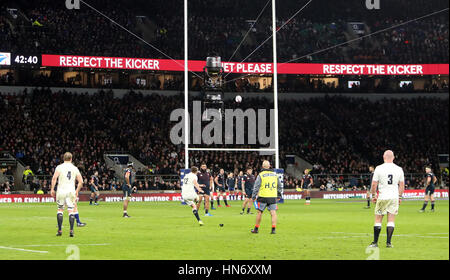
14, 54, 40, 65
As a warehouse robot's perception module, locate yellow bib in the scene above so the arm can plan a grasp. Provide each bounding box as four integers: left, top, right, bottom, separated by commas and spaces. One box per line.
258, 171, 278, 198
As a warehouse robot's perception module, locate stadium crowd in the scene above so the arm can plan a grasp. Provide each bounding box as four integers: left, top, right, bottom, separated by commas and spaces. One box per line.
0, 88, 447, 191
0, 0, 448, 63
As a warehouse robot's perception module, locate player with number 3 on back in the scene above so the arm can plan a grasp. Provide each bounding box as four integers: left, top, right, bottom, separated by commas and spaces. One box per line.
369, 150, 405, 248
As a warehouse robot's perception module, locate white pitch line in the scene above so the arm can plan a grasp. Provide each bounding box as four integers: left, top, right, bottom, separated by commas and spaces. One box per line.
415, 236, 449, 239
318, 236, 367, 239
0, 245, 48, 254
331, 232, 449, 235
318, 235, 448, 239
331, 232, 367, 234
12, 243, 110, 247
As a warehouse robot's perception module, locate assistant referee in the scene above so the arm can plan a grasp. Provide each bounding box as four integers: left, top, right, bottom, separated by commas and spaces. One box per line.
251, 160, 282, 234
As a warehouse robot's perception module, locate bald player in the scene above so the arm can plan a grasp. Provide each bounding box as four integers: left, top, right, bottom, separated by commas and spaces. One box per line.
369, 150, 405, 248
251, 160, 282, 234
51, 152, 83, 237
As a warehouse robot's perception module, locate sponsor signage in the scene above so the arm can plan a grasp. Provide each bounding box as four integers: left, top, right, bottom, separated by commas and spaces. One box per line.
40, 54, 450, 75
0, 189, 447, 203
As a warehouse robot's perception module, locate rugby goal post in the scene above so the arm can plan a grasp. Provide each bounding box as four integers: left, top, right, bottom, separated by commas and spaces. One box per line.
182, 0, 280, 169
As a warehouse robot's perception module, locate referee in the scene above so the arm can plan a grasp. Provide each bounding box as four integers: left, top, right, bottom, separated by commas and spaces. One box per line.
251, 160, 282, 234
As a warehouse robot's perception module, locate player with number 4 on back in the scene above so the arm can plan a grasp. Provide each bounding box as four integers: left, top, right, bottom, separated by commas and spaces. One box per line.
369, 150, 405, 248
51, 152, 83, 237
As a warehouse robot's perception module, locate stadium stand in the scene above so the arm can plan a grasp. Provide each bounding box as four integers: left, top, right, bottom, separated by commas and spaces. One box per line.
0, 88, 447, 191
0, 0, 448, 63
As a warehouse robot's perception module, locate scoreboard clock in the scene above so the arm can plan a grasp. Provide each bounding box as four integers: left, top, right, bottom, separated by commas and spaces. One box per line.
12, 54, 41, 67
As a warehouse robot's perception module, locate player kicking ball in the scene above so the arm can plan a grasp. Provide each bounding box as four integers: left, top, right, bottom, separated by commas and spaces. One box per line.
50, 152, 84, 237
182, 166, 205, 226
368, 150, 405, 248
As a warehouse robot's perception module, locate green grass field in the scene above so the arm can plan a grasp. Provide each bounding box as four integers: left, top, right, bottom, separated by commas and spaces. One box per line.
0, 199, 448, 260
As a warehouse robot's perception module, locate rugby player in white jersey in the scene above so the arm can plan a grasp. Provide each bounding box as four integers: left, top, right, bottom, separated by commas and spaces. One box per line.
50, 152, 83, 237
182, 166, 205, 226
369, 150, 405, 248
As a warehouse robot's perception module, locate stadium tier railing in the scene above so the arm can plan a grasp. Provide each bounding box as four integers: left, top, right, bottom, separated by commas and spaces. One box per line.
104, 150, 129, 155
5, 175, 14, 183
0, 175, 14, 184
34, 175, 52, 181
134, 175, 180, 184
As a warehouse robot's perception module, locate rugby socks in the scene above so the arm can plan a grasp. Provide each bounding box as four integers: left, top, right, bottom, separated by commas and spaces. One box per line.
421, 201, 428, 210
69, 214, 75, 231
253, 224, 260, 233
192, 209, 201, 222
373, 223, 382, 244
74, 212, 81, 224
90, 198, 93, 205
57, 213, 63, 231
247, 207, 251, 214
217, 198, 221, 206
211, 200, 214, 208
271, 225, 276, 234
306, 197, 311, 204
224, 198, 228, 206
431, 201, 435, 210
95, 195, 99, 203
367, 199, 370, 207
386, 222, 395, 244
